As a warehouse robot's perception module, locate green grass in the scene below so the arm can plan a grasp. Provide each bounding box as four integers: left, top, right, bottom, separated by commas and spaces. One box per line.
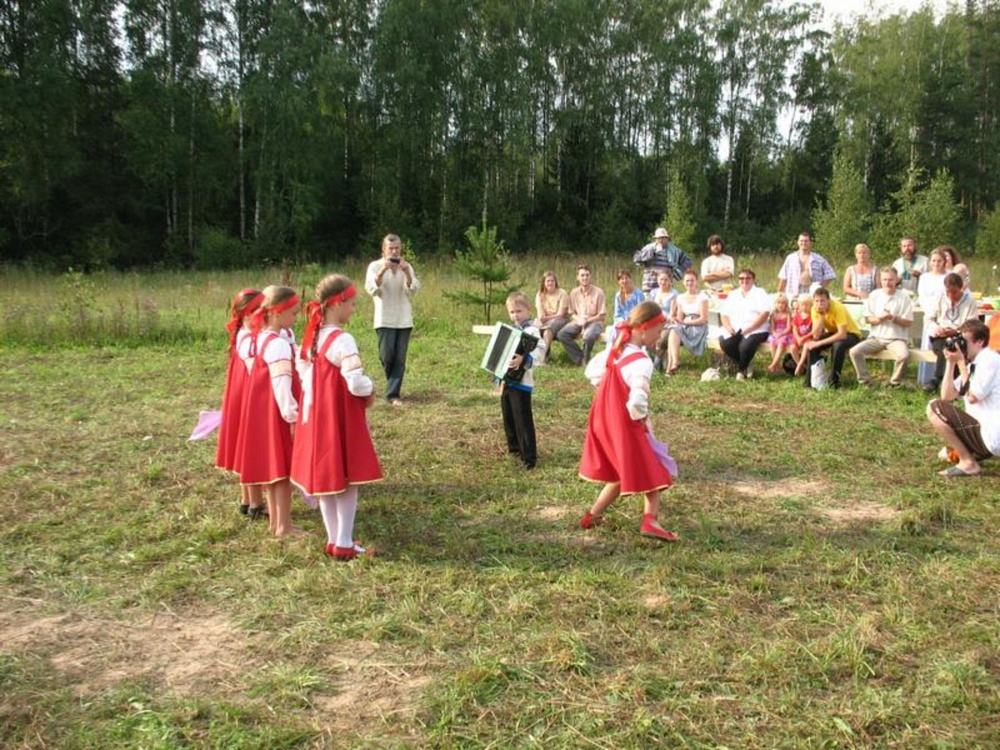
2, 260, 1000, 748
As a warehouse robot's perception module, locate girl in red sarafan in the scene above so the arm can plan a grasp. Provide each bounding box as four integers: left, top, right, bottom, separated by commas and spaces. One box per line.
291, 274, 383, 561
215, 288, 268, 519
235, 285, 303, 537
579, 300, 679, 543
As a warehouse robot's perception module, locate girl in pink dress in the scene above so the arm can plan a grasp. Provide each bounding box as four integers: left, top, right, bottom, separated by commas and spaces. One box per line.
579, 301, 678, 543
235, 285, 302, 537
215, 288, 267, 518
766, 294, 793, 373
790, 294, 814, 376
292, 274, 384, 560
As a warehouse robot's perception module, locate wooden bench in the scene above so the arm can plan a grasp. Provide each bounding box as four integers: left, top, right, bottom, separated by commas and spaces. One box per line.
705, 337, 936, 364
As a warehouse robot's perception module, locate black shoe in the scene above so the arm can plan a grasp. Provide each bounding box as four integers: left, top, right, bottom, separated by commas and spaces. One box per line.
239, 504, 250, 516
247, 506, 269, 520
923, 380, 939, 393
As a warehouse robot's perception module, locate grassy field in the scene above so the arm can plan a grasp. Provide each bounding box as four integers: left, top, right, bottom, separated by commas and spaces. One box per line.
2, 257, 999, 749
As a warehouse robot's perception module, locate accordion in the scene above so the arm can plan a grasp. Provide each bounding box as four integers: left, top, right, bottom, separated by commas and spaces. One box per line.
480, 322, 539, 382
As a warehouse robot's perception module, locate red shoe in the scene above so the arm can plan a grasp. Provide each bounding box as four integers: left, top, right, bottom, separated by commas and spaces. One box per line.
325, 542, 378, 560
640, 514, 678, 543
580, 512, 604, 530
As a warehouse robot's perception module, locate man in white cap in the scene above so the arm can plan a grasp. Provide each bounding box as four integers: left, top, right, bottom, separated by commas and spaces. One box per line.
633, 227, 692, 296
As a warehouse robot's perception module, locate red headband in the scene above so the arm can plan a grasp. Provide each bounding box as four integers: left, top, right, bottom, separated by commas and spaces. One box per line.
608, 311, 667, 365
300, 285, 357, 359
225, 290, 265, 349
250, 293, 301, 337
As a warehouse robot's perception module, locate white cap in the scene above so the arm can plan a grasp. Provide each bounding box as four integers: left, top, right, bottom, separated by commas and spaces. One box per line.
809, 282, 823, 294
653, 227, 670, 239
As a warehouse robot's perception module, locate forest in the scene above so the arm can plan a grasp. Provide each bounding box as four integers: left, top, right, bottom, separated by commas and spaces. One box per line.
3, 0, 1000, 268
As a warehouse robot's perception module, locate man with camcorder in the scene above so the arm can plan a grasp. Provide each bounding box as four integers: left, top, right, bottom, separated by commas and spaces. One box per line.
926, 319, 1000, 477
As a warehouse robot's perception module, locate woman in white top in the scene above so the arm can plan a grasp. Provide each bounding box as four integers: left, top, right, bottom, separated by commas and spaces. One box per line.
364, 233, 420, 405
661, 269, 709, 375
917, 248, 949, 385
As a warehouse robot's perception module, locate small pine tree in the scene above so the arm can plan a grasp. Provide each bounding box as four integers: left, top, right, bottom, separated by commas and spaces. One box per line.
445, 220, 519, 322
872, 168, 962, 257
975, 205, 1000, 262
661, 171, 697, 254
812, 153, 871, 262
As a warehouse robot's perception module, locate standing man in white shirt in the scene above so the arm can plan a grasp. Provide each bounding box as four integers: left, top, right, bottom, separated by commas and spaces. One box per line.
926, 320, 1000, 477
700, 234, 735, 291
365, 233, 420, 405
891, 236, 929, 294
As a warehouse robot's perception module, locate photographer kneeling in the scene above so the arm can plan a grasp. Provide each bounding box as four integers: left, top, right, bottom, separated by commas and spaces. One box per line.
926, 320, 1000, 477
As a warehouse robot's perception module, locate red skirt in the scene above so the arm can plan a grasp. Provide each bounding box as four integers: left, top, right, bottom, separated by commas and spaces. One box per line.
291, 331, 383, 495
579, 351, 673, 495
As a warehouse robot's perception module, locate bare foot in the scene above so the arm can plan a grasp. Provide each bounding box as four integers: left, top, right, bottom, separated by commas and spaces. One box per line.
273, 525, 307, 538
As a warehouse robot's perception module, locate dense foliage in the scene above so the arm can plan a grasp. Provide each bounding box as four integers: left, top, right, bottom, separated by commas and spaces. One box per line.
2, 0, 1000, 267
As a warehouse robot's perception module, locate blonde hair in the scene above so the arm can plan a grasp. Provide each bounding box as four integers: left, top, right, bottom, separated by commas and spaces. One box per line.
315, 274, 353, 305
628, 300, 663, 328
506, 290, 530, 309
538, 270, 560, 295
261, 285, 297, 312
772, 293, 790, 313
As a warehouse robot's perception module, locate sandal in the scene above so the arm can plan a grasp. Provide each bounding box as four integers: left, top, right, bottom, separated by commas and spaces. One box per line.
580, 512, 604, 530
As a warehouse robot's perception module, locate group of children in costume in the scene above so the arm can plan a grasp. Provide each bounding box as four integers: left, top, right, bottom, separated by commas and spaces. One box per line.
215, 275, 382, 560
216, 281, 680, 560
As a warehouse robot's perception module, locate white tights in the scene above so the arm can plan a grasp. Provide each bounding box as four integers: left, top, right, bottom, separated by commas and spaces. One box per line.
318, 485, 359, 548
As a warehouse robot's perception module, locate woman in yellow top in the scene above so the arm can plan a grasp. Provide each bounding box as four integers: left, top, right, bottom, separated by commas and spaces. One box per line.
535, 271, 570, 363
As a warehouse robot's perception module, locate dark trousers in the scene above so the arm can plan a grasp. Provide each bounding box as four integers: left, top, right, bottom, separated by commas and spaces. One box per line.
501, 386, 536, 468
376, 327, 411, 401
719, 331, 769, 374
930, 336, 959, 384
805, 332, 861, 388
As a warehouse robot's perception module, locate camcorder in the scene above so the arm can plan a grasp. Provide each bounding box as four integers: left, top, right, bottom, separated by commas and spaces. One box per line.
944, 335, 968, 357
389, 256, 401, 264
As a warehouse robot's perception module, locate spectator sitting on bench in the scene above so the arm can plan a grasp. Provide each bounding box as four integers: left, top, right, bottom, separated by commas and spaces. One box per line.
924, 272, 980, 393
718, 268, 771, 380
557, 264, 607, 366
849, 266, 913, 387
796, 286, 862, 389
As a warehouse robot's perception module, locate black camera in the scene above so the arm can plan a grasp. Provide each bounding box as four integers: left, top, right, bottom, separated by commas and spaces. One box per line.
389, 257, 401, 264
944, 335, 968, 357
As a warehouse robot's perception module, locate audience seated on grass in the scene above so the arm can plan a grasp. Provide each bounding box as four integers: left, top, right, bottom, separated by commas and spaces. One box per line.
718, 268, 771, 380
797, 286, 862, 389
849, 267, 913, 387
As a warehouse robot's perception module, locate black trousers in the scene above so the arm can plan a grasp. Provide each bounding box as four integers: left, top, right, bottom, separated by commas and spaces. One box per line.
805, 333, 861, 387
930, 336, 960, 384
501, 386, 536, 468
719, 331, 769, 374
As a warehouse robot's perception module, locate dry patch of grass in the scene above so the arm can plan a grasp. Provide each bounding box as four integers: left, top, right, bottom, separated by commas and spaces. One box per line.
817, 501, 900, 524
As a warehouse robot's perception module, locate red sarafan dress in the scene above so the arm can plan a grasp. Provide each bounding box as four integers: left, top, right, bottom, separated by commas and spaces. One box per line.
291, 329, 383, 496
579, 348, 673, 495
215, 329, 253, 474
236, 331, 300, 485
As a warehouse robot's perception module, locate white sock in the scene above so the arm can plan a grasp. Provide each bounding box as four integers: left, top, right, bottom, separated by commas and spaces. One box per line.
319, 496, 339, 545
335, 486, 359, 548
